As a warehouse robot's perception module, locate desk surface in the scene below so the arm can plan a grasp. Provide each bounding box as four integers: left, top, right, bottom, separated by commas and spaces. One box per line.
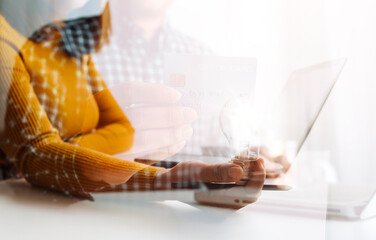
0, 179, 375, 240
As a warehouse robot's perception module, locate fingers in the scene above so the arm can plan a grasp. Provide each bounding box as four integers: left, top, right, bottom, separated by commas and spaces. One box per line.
254, 158, 265, 172
199, 163, 243, 183
153, 161, 209, 190
153, 160, 265, 190
126, 106, 197, 129
168, 162, 244, 183
273, 155, 291, 172
263, 154, 289, 179
245, 158, 266, 190
260, 146, 291, 174
108, 82, 181, 105
265, 159, 284, 178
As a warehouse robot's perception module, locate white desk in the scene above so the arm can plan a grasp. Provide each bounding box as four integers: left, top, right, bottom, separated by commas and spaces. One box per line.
0, 179, 375, 240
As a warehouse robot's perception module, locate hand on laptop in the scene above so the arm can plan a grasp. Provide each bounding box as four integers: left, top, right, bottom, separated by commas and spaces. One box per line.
260, 146, 291, 178
109, 82, 197, 161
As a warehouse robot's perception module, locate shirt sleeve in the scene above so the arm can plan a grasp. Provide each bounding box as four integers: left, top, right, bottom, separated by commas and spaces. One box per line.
69, 57, 134, 155
0, 41, 163, 200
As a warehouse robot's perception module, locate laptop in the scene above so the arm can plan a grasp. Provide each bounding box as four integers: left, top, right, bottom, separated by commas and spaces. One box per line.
164, 55, 374, 219
164, 54, 337, 168
253, 58, 376, 219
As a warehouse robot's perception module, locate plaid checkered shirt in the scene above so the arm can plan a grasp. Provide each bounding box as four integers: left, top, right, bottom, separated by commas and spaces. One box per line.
92, 14, 217, 158
92, 16, 212, 86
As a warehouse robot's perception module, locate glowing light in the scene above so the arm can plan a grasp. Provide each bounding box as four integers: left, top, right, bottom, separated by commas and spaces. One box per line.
220, 94, 260, 161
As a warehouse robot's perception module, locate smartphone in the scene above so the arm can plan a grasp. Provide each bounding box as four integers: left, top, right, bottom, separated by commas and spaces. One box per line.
169, 182, 291, 209
192, 183, 291, 209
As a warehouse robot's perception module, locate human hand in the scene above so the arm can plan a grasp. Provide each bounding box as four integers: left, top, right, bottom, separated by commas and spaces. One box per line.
242, 158, 265, 193
152, 158, 265, 191
260, 146, 291, 178
221, 158, 265, 206
108, 82, 197, 161
193, 158, 265, 208
153, 161, 244, 190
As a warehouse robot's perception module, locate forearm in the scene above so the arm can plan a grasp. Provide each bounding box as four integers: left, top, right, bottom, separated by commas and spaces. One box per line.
70, 121, 134, 154
93, 165, 165, 192
17, 134, 162, 199
72, 88, 135, 154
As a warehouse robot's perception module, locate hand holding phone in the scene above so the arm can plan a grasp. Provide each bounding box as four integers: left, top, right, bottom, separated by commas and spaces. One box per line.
194, 158, 266, 209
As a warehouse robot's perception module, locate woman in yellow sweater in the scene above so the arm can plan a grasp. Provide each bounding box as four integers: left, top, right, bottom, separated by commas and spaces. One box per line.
0, 0, 262, 200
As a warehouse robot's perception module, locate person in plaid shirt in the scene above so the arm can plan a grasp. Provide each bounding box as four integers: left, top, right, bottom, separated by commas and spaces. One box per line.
1, 0, 268, 200
93, 0, 212, 86
92, 0, 213, 160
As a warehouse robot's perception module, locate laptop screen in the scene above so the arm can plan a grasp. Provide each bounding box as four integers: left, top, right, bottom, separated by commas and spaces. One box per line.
267, 59, 346, 158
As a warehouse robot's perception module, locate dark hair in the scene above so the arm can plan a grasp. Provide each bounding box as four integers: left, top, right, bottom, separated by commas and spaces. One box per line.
96, 1, 112, 51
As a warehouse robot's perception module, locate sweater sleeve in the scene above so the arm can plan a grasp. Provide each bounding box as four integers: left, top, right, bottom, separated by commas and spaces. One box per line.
70, 57, 134, 155
70, 88, 135, 155
0, 40, 163, 200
